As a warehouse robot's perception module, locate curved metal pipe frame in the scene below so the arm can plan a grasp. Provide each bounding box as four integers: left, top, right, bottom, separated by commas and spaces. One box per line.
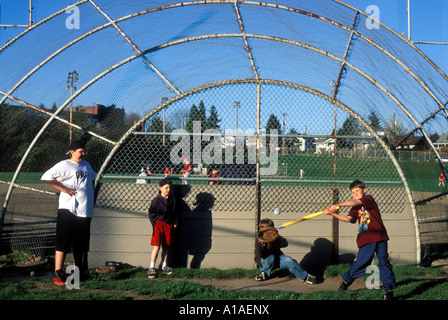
4, 1, 447, 263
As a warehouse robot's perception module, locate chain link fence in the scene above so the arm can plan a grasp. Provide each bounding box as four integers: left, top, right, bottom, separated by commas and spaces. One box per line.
0, 1, 447, 266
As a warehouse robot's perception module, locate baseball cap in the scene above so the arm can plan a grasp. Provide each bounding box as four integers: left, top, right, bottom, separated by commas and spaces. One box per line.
159, 178, 172, 187
67, 140, 86, 154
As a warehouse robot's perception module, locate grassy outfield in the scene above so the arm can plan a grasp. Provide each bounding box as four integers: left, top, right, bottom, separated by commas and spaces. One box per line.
398, 160, 444, 191
1, 155, 443, 191
0, 252, 446, 300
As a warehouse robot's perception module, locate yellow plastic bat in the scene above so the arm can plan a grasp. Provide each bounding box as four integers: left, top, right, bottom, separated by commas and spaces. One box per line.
277, 206, 340, 229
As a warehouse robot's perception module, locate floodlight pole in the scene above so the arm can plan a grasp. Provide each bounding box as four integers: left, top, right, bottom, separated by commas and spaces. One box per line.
66, 70, 78, 144
162, 97, 168, 146
407, 0, 411, 41
233, 101, 240, 135
282, 113, 287, 155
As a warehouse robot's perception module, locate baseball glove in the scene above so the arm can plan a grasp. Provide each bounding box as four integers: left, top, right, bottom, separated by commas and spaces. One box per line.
257, 227, 279, 244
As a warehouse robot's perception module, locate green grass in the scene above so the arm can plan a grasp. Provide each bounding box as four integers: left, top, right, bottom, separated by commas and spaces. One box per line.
398, 160, 443, 191
0, 253, 446, 301
2, 155, 442, 191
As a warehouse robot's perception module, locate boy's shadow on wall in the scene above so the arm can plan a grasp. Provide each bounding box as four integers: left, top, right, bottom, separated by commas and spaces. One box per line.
299, 238, 356, 280
170, 184, 214, 269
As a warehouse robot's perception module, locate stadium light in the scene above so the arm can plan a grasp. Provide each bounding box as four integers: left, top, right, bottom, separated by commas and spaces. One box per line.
66, 70, 79, 143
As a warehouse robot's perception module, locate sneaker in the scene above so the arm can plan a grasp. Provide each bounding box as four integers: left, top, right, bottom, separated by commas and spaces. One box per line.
162, 266, 173, 275
384, 289, 394, 300
304, 274, 317, 284
255, 271, 269, 281
337, 280, 350, 292
52, 269, 66, 286
147, 268, 157, 279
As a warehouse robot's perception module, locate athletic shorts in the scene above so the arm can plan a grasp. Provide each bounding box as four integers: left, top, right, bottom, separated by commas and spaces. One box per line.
55, 209, 92, 253
151, 220, 173, 247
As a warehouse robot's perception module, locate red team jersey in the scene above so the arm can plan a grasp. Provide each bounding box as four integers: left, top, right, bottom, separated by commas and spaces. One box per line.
347, 194, 389, 248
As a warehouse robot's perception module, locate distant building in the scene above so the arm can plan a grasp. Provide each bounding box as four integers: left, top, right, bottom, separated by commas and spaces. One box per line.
389, 136, 427, 150
315, 137, 334, 154
75, 104, 124, 126
296, 136, 315, 152
434, 133, 448, 150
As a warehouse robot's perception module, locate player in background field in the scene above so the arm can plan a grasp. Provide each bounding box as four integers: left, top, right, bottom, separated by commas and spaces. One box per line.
164, 165, 172, 177
438, 171, 446, 189
209, 169, 219, 185
136, 165, 152, 184
181, 156, 191, 185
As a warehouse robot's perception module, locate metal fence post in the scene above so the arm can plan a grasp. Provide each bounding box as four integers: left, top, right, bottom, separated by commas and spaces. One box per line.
255, 83, 262, 235
332, 188, 340, 264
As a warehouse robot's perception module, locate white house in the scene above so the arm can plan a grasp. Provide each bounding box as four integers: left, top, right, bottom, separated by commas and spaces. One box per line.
434, 133, 448, 150
314, 137, 335, 154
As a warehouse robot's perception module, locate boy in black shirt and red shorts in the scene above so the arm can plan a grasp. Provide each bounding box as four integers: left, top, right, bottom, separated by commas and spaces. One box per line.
324, 180, 397, 300
148, 178, 178, 278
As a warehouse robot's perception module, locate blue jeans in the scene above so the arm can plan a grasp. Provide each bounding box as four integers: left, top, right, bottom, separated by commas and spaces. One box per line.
260, 254, 308, 281
343, 241, 397, 290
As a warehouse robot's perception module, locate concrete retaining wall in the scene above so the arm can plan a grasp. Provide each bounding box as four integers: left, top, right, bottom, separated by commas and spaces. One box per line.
89, 183, 418, 269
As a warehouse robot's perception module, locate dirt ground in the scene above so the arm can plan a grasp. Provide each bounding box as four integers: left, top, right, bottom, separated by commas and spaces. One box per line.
184, 258, 448, 294
3, 259, 447, 296
189, 274, 367, 294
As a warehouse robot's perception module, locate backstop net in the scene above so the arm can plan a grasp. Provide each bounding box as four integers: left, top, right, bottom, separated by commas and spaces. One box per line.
0, 0, 447, 264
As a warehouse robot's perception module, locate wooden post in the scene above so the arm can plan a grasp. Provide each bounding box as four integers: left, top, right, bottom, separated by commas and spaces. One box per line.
332, 188, 340, 264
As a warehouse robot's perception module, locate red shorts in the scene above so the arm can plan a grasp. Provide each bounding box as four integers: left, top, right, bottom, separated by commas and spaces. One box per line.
151, 220, 173, 247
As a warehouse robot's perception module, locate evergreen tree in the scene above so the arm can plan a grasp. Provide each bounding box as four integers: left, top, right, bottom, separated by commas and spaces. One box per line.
148, 117, 164, 133
265, 114, 282, 150
368, 110, 381, 130
185, 104, 199, 133
197, 100, 207, 128
207, 105, 221, 131
266, 114, 282, 134
337, 115, 360, 149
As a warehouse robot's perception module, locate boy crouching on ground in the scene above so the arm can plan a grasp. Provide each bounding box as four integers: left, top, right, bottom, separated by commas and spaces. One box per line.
254, 218, 317, 285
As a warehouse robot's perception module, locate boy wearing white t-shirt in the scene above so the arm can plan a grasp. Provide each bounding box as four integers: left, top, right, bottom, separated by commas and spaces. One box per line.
41, 140, 96, 285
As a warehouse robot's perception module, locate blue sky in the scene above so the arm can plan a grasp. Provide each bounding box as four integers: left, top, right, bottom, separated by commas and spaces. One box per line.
344, 0, 448, 73
0, 0, 448, 73
2, 1, 445, 69
0, 1, 447, 135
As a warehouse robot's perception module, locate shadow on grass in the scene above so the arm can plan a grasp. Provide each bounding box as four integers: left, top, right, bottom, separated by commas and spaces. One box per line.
396, 278, 447, 300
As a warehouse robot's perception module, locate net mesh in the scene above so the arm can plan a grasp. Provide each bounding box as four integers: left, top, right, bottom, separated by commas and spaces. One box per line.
0, 0, 447, 263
